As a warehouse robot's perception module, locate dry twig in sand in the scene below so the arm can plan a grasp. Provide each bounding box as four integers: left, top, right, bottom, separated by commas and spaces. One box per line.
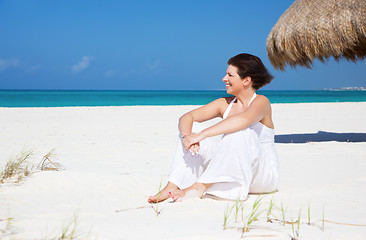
37, 148, 59, 171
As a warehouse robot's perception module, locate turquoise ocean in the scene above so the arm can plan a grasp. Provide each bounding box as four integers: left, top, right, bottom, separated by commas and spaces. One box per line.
0, 90, 366, 107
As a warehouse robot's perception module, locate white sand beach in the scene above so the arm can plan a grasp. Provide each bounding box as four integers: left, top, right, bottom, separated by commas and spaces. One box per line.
1, 102, 366, 240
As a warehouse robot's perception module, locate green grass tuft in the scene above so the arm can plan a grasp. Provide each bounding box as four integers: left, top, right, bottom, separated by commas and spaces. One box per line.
0, 217, 15, 238
267, 195, 275, 222
151, 178, 163, 216
223, 202, 231, 230
60, 212, 80, 239
244, 195, 265, 232
280, 201, 288, 226
307, 201, 311, 225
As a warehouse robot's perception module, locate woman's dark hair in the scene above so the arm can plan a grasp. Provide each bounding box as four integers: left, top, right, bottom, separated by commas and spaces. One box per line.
227, 53, 274, 90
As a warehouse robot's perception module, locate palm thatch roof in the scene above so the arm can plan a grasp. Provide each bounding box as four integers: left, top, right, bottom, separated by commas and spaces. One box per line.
266, 0, 366, 70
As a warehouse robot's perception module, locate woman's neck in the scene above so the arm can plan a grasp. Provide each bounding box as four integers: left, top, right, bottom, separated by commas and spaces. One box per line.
235, 89, 256, 107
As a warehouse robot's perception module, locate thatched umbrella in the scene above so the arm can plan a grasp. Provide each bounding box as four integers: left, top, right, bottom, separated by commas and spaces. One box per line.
266, 0, 366, 70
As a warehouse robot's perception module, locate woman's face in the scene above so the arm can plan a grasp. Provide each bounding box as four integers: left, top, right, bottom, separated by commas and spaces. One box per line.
222, 65, 243, 95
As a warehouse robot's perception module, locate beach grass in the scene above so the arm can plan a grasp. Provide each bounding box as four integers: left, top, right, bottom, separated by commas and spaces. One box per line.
288, 208, 302, 239
243, 195, 265, 232
220, 194, 336, 238
290, 216, 296, 239
233, 197, 242, 223
0, 149, 34, 183
223, 202, 232, 230
240, 199, 245, 222
297, 208, 301, 236
266, 195, 275, 222
40, 210, 97, 240
0, 217, 15, 238
280, 201, 288, 226
307, 201, 311, 225
151, 179, 163, 216
322, 206, 325, 231
1, 148, 60, 185
59, 212, 80, 239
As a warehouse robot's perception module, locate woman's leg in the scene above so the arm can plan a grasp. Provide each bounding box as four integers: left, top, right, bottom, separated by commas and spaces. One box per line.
168, 122, 220, 189
148, 135, 210, 203
148, 123, 219, 203
199, 128, 259, 198
170, 128, 261, 201
172, 128, 260, 200
169, 182, 213, 201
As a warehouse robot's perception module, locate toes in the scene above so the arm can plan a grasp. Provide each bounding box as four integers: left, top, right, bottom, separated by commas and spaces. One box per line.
168, 191, 180, 202
148, 195, 157, 203
168, 192, 175, 201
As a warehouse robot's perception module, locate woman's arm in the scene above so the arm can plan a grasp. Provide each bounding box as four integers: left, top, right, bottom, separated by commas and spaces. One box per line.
178, 97, 228, 135
182, 96, 270, 150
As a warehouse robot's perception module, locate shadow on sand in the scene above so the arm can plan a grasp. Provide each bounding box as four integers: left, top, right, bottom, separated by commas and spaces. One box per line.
275, 131, 366, 143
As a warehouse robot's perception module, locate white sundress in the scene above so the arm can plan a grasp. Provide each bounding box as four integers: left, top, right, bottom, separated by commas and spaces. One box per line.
168, 93, 279, 200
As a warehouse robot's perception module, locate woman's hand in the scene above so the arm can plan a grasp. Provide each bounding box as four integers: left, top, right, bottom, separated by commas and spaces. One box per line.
188, 142, 200, 156
181, 132, 206, 155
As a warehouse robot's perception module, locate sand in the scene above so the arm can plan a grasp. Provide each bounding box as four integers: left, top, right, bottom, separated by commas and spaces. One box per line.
0, 102, 365, 239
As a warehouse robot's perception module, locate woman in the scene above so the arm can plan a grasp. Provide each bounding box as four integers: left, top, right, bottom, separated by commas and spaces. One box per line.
148, 53, 279, 202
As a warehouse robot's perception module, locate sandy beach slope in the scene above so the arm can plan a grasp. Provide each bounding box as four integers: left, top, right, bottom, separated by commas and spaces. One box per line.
0, 102, 366, 239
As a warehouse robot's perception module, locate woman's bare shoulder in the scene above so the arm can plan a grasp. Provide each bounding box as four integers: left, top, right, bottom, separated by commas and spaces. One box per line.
249, 94, 271, 113
254, 94, 270, 105
209, 97, 233, 116
209, 97, 233, 105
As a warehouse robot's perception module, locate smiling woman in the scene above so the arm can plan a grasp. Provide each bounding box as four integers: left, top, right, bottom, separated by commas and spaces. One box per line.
148, 53, 279, 203
226, 54, 274, 91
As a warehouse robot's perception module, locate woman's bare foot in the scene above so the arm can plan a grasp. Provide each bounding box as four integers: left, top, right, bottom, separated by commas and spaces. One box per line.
169, 182, 212, 201
148, 182, 179, 203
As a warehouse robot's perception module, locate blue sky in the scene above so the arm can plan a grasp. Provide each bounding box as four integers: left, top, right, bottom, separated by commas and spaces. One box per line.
0, 0, 365, 90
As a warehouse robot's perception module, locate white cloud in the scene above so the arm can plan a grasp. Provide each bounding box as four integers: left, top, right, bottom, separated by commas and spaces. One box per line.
27, 65, 41, 72
0, 58, 20, 72
72, 56, 94, 72
147, 60, 161, 71
122, 68, 139, 78
105, 69, 118, 77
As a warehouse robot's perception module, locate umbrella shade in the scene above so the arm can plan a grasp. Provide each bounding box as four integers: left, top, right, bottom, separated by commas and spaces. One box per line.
266, 0, 366, 70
